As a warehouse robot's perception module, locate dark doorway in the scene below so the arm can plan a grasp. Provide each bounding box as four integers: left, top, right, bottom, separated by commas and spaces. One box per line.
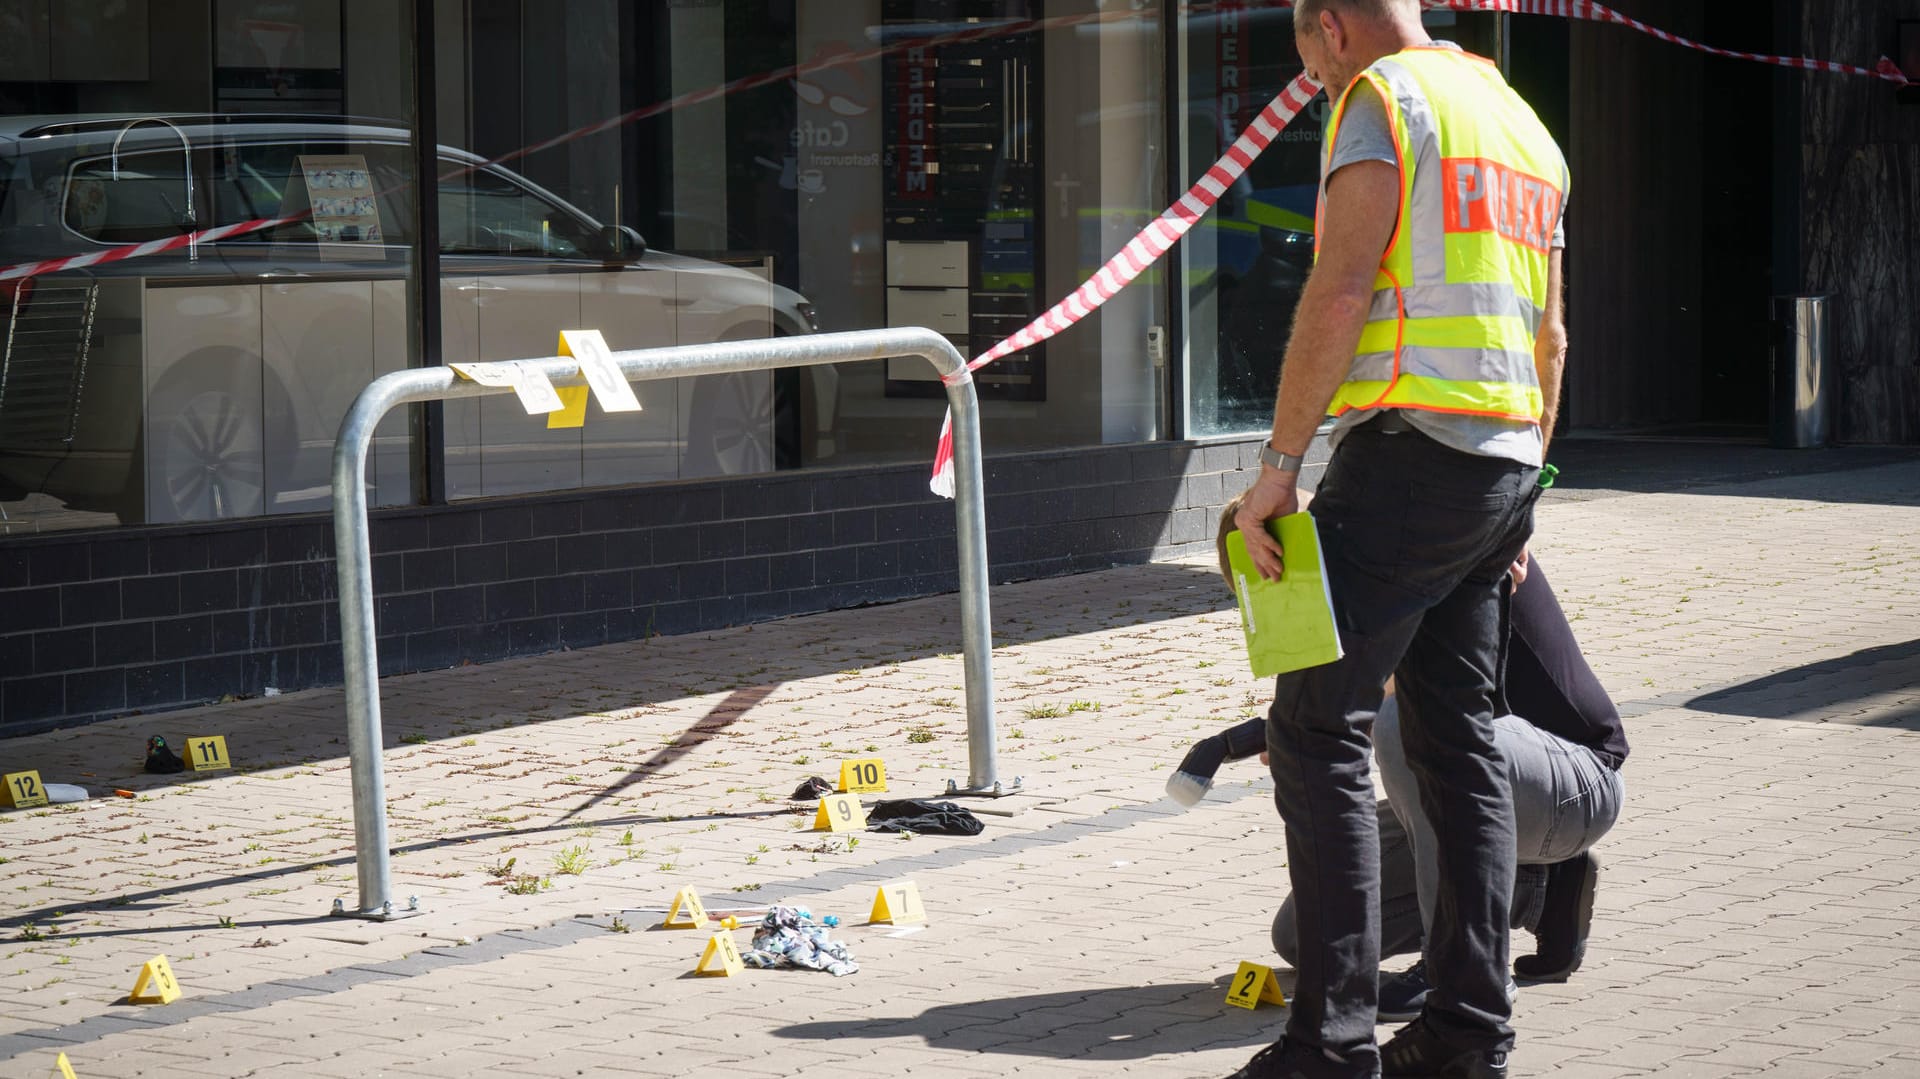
1560, 1, 1785, 437
1696, 3, 1775, 430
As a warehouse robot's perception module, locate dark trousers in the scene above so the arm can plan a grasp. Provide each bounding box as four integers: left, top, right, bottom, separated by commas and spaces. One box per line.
1265, 419, 1540, 1069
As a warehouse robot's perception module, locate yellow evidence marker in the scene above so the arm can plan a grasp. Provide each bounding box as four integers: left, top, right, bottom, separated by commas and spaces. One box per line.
185, 736, 231, 772
550, 328, 641, 428
547, 327, 591, 430
695, 930, 744, 976
662, 887, 708, 929
3, 769, 48, 809
128, 955, 182, 1004
52, 1051, 78, 1079
838, 757, 888, 793
814, 793, 867, 832
1224, 960, 1287, 1010
868, 880, 926, 926
546, 385, 590, 429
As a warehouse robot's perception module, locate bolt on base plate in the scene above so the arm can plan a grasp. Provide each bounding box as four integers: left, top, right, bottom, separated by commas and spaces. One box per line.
944, 775, 1026, 798
330, 896, 425, 921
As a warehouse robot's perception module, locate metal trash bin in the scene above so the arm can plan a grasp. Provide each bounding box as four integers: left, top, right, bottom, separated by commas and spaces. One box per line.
1770, 294, 1833, 449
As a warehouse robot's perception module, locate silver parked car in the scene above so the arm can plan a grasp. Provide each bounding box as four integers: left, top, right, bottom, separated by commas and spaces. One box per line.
0, 114, 818, 526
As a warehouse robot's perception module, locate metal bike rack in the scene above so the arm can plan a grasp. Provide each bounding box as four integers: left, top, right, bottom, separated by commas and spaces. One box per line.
329, 328, 1004, 920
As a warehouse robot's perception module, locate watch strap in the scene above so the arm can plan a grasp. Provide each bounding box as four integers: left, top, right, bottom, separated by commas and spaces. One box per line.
1259, 443, 1305, 473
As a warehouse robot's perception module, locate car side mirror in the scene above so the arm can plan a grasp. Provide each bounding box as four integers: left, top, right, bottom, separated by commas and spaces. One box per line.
600, 225, 647, 261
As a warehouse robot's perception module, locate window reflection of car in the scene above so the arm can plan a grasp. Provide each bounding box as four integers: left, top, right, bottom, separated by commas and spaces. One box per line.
0, 114, 820, 527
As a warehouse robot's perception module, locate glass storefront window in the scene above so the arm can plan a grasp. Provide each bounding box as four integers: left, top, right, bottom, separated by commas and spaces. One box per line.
445, 0, 1172, 488
1177, 7, 1503, 439
0, 2, 420, 534
2, 0, 1174, 535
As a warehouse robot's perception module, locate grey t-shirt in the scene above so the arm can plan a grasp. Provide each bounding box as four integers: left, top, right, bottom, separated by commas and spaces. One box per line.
1321, 54, 1565, 467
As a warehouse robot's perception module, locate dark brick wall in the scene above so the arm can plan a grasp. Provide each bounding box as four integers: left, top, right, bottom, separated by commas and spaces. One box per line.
0, 437, 1282, 738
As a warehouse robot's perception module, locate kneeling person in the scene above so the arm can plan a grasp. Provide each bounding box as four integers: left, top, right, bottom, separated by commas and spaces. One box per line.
1174, 495, 1627, 1014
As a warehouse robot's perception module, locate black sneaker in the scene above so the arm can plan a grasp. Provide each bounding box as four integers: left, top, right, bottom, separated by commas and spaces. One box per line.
1226, 1038, 1366, 1079
1514, 851, 1599, 983
1376, 960, 1433, 1023
1376, 960, 1518, 1024
1380, 1017, 1508, 1079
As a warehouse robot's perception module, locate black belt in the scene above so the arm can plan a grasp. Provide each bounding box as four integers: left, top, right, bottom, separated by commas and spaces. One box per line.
1369, 409, 1415, 433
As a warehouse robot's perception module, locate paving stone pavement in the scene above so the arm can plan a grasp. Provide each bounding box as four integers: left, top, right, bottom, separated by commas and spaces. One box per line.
3, 455, 1920, 1078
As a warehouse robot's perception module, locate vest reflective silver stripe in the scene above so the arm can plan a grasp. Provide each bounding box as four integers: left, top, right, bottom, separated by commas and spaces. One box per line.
1349, 344, 1539, 387
1371, 59, 1452, 289
1367, 282, 1544, 326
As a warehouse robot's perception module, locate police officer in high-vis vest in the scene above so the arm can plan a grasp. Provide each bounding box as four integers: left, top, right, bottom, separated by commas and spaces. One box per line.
1227, 1, 1568, 1077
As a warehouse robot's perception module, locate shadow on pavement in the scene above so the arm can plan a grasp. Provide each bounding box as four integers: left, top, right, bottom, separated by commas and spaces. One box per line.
2, 561, 1231, 931
1, 803, 806, 933
773, 977, 1289, 1059
47, 915, 340, 943
1684, 639, 1920, 731
47, 559, 1232, 793
1545, 439, 1920, 504
560, 683, 778, 823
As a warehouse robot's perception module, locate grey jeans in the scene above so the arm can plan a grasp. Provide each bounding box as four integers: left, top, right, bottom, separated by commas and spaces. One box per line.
1272, 697, 1623, 968
1376, 695, 1625, 936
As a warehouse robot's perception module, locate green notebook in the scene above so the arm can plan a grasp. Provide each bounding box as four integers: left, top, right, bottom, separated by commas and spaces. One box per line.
1224, 512, 1344, 678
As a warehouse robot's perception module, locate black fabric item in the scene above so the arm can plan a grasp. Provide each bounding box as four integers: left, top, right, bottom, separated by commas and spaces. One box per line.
1223, 717, 1268, 761
144, 736, 184, 775
790, 776, 835, 801
1177, 719, 1269, 784
1503, 557, 1630, 766
865, 799, 984, 836
1176, 734, 1230, 783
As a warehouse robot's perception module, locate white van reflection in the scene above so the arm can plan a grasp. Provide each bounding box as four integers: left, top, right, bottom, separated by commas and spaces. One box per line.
0, 114, 819, 527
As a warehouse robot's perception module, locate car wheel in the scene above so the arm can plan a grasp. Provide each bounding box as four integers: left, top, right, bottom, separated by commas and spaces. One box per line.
683, 371, 775, 478
681, 326, 779, 479
145, 348, 292, 522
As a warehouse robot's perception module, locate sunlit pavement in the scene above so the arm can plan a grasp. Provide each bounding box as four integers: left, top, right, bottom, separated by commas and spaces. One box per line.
4, 447, 1920, 1078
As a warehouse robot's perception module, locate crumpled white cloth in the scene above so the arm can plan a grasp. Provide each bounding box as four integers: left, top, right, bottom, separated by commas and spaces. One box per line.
742, 905, 858, 976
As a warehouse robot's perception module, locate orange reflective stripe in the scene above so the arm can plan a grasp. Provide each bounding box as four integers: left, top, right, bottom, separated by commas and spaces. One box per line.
1331, 375, 1542, 421
1336, 267, 1409, 415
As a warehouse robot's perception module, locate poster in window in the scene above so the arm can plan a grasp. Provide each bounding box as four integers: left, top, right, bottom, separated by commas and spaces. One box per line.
283, 154, 383, 253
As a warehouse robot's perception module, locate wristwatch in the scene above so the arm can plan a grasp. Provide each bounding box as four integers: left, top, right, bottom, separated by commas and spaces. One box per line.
1259, 443, 1305, 474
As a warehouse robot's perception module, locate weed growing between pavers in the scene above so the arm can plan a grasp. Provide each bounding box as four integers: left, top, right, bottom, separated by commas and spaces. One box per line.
553, 844, 592, 876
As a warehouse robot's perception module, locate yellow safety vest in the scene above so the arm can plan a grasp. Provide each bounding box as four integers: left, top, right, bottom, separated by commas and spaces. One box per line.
1317, 46, 1568, 422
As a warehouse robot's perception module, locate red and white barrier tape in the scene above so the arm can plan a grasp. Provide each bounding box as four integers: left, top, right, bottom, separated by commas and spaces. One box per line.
927, 71, 1322, 497
927, 0, 1910, 497
1454, 0, 1909, 84
0, 214, 304, 283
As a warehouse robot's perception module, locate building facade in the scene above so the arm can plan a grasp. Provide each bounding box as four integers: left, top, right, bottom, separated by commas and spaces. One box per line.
2, 0, 1915, 737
